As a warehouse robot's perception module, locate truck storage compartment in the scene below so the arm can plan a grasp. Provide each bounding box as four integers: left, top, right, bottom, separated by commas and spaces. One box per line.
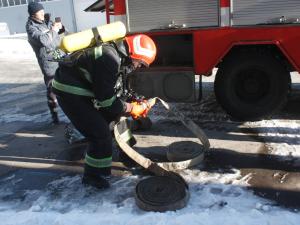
231, 0, 300, 26
150, 33, 194, 68
128, 33, 197, 102
128, 70, 198, 102
126, 0, 219, 32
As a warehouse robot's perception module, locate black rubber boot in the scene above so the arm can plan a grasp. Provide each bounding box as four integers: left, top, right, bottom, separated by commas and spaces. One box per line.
82, 164, 111, 189
82, 174, 110, 189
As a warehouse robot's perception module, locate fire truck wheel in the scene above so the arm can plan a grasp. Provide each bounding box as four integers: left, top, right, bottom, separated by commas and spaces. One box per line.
214, 52, 290, 121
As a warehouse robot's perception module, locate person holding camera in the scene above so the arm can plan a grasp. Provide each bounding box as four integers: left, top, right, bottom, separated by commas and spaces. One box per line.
26, 2, 65, 124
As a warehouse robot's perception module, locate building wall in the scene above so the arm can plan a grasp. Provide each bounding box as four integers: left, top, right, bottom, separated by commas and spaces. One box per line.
73, 0, 106, 31
0, 0, 76, 34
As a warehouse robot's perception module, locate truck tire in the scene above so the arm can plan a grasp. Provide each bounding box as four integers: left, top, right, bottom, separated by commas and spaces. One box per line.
214, 52, 290, 120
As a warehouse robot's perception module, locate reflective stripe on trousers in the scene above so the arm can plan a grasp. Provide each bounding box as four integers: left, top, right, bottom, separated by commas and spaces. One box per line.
85, 154, 112, 168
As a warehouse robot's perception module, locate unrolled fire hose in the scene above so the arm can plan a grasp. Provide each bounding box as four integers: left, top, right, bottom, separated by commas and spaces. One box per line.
114, 98, 210, 212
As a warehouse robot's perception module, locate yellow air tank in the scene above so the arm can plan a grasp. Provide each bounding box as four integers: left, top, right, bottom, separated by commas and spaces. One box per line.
60, 21, 127, 53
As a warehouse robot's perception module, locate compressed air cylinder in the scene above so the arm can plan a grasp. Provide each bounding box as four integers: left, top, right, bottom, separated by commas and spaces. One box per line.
60, 21, 127, 53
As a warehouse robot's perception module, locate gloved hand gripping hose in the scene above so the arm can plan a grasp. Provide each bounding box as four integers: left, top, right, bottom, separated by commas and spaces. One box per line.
130, 98, 156, 119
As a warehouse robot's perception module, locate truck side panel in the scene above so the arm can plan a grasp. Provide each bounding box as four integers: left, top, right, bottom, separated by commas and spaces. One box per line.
194, 26, 300, 75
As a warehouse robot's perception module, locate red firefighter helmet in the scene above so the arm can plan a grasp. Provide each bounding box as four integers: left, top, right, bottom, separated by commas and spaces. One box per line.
125, 34, 157, 67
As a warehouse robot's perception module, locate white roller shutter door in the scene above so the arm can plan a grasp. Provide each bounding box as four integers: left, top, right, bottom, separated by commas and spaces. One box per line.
126, 0, 219, 32
231, 0, 300, 26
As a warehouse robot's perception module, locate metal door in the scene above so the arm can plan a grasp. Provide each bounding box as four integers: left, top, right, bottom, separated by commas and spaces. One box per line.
126, 0, 219, 32
231, 0, 300, 26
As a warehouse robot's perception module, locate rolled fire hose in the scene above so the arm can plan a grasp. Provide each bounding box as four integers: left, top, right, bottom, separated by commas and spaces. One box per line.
114, 98, 210, 212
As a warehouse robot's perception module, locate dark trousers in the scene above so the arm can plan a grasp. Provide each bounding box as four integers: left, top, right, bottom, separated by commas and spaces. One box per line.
44, 75, 58, 120
57, 94, 116, 176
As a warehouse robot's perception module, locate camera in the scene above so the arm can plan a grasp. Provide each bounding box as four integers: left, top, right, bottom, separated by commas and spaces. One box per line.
55, 17, 61, 23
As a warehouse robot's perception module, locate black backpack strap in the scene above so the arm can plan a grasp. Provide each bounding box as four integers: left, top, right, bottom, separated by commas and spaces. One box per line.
92, 27, 103, 46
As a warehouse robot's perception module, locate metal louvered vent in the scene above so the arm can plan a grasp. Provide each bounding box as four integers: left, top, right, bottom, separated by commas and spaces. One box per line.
126, 0, 219, 32
231, 0, 300, 26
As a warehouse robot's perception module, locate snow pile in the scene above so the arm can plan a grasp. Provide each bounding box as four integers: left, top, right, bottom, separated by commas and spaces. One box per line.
0, 38, 35, 59
0, 170, 299, 225
246, 120, 300, 162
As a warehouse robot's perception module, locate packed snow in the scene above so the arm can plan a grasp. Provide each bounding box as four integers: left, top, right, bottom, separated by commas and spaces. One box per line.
246, 120, 300, 160
1, 169, 300, 225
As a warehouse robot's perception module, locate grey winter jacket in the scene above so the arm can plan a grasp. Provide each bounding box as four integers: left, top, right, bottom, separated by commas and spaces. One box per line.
26, 17, 61, 76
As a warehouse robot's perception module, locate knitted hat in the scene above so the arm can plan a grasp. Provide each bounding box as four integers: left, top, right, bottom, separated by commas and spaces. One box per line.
28, 2, 44, 15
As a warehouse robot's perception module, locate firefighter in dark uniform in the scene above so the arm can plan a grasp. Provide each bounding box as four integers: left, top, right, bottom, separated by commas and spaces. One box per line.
26, 2, 65, 124
52, 34, 157, 189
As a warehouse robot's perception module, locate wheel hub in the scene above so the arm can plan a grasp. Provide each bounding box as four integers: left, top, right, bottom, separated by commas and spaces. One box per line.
236, 69, 270, 103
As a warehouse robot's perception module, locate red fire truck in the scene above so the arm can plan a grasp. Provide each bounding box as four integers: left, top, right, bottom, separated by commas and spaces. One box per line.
86, 0, 300, 120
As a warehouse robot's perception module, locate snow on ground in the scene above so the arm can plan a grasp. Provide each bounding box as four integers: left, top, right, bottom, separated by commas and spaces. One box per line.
0, 38, 300, 224
0, 169, 299, 225
0, 36, 35, 60
246, 120, 300, 160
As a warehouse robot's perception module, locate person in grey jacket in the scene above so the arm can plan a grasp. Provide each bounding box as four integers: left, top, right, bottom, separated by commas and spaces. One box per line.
26, 2, 64, 124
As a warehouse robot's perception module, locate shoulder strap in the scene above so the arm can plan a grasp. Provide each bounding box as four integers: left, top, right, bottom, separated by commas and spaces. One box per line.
92, 27, 103, 46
